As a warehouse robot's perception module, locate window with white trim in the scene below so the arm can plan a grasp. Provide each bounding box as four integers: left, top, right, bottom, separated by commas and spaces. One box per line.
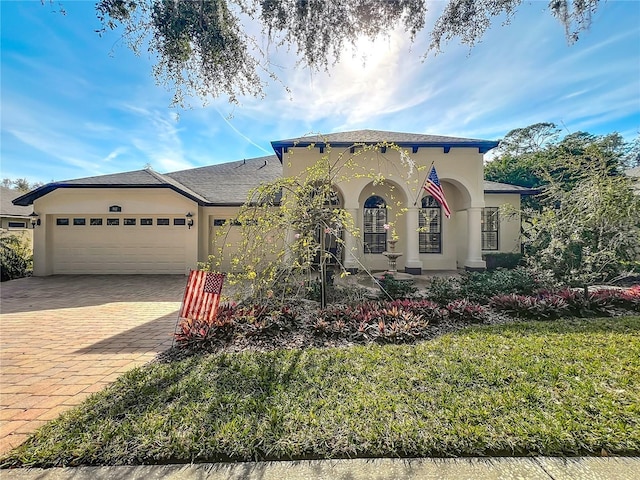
363, 195, 387, 254
419, 196, 442, 253
482, 207, 499, 250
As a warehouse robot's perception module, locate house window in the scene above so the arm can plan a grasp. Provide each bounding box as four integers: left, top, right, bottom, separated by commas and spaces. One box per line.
107, 218, 120, 226
73, 218, 86, 226
8, 221, 26, 228
213, 219, 226, 227
56, 218, 69, 226
482, 207, 499, 250
173, 218, 186, 226
90, 218, 103, 226
419, 196, 442, 253
124, 218, 136, 226
363, 195, 387, 254
157, 218, 170, 226
140, 218, 153, 226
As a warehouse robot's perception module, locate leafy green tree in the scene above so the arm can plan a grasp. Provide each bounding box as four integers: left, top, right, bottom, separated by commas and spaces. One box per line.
1, 178, 43, 192
486, 125, 630, 190
91, 0, 599, 104
523, 147, 640, 286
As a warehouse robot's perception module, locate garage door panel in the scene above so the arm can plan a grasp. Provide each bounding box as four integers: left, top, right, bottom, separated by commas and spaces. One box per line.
52, 217, 188, 274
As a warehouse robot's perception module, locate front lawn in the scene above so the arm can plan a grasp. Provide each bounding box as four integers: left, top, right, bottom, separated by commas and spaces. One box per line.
3, 316, 639, 467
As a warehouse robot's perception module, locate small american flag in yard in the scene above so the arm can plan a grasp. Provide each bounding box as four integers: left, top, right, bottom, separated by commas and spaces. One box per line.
179, 270, 225, 322
423, 166, 451, 218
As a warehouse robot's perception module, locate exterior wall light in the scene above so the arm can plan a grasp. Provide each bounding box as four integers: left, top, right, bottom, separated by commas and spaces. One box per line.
186, 212, 194, 229
29, 211, 40, 228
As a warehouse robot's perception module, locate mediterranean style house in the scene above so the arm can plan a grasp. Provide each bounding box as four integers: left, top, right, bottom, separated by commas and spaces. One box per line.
13, 130, 536, 276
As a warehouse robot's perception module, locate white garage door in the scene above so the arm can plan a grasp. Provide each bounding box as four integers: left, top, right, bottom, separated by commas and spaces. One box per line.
52, 216, 188, 274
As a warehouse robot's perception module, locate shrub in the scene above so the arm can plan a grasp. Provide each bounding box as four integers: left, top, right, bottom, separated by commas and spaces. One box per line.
312, 299, 448, 343
483, 253, 523, 271
0, 234, 32, 282
459, 268, 541, 303
377, 273, 418, 300
425, 268, 543, 305
490, 287, 640, 320
445, 299, 488, 323
425, 276, 461, 304
174, 303, 238, 348
305, 279, 369, 305
536, 288, 637, 317
387, 299, 447, 323
489, 294, 569, 320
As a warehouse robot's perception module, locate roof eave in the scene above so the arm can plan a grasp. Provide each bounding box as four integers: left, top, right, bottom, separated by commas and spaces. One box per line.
484, 189, 540, 195
271, 140, 500, 161
12, 184, 209, 207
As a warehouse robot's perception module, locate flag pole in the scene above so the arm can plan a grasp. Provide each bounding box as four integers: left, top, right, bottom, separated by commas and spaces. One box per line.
413, 161, 435, 206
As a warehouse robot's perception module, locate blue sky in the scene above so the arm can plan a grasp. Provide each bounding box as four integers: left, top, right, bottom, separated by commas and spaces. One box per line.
1, 0, 639, 184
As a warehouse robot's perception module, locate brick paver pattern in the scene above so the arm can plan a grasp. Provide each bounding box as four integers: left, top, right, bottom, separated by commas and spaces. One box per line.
0, 275, 186, 454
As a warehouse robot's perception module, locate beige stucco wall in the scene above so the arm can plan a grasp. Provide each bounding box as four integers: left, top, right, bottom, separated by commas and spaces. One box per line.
455, 193, 522, 264
198, 206, 242, 271
281, 145, 486, 271
32, 188, 199, 276
283, 146, 483, 207
484, 193, 522, 254
198, 205, 285, 273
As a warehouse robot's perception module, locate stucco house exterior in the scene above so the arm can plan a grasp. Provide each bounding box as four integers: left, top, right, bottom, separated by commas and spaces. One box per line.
13, 130, 536, 276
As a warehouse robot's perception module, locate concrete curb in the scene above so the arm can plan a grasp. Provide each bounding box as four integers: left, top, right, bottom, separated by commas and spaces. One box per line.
2, 457, 639, 480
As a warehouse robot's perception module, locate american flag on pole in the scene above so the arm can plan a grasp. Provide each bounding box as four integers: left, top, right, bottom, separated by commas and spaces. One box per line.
179, 270, 225, 322
423, 166, 451, 219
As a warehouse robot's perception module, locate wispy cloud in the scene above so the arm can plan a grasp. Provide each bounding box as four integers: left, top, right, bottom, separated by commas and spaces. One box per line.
1, 0, 638, 184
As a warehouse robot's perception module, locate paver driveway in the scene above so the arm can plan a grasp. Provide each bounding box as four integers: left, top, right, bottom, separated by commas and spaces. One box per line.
0, 275, 186, 454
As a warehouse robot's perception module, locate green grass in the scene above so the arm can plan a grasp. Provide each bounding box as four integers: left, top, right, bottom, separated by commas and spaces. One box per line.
3, 317, 640, 467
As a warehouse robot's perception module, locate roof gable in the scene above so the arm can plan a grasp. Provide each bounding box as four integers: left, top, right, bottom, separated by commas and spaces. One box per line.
12, 169, 209, 206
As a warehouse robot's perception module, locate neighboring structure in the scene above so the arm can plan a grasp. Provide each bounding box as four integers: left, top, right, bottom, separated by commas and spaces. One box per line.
13, 130, 536, 276
1, 186, 34, 245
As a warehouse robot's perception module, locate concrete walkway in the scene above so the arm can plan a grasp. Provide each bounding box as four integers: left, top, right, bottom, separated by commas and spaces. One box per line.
0, 275, 186, 454
2, 457, 639, 479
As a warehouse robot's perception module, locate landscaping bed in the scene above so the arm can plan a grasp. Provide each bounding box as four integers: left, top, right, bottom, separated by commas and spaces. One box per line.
2, 269, 638, 468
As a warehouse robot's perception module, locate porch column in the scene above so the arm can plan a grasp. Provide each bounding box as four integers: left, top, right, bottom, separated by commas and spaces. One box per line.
342, 208, 359, 272
404, 206, 422, 275
464, 207, 486, 270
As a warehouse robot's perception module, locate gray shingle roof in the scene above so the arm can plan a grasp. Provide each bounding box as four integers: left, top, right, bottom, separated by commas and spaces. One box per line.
271, 129, 500, 159
277, 129, 494, 145
12, 169, 209, 206
57, 169, 167, 186
166, 155, 281, 204
483, 181, 539, 195
1, 187, 33, 217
